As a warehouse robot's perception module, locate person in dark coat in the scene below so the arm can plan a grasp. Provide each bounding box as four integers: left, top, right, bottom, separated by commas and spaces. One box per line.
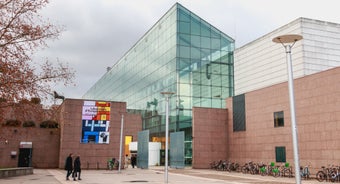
64, 153, 73, 180
73, 154, 81, 181
131, 154, 137, 168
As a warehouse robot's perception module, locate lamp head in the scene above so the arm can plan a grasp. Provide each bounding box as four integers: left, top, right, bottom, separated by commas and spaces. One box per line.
273, 34, 303, 44
160, 92, 175, 97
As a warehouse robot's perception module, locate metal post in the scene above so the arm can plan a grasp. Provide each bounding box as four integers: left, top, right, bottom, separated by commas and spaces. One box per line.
161, 91, 174, 183
273, 34, 302, 184
165, 95, 169, 183
285, 45, 301, 184
118, 114, 124, 173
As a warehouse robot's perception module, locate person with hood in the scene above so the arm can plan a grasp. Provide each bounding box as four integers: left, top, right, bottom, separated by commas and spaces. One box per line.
73, 154, 81, 181
64, 153, 73, 180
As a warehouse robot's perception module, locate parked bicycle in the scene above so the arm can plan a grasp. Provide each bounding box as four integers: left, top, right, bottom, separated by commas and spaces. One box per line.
259, 162, 279, 177
278, 163, 293, 178
330, 166, 340, 182
300, 165, 310, 180
316, 165, 334, 182
210, 160, 227, 171
225, 160, 240, 172
241, 161, 258, 175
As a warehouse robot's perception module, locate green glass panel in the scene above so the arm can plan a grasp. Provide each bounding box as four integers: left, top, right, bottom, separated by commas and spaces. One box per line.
191, 35, 200, 48
201, 98, 211, 107
192, 97, 201, 106
212, 98, 222, 108
211, 74, 222, 86
177, 58, 191, 70
221, 38, 232, 51
179, 71, 190, 84
191, 18, 200, 36
191, 47, 201, 59
221, 64, 230, 74
211, 86, 222, 97
201, 23, 211, 37
179, 46, 190, 58
211, 38, 221, 50
200, 48, 211, 61
200, 85, 211, 98
211, 64, 221, 74
178, 96, 191, 109
178, 9, 190, 22
179, 21, 190, 34
201, 36, 211, 49
178, 34, 191, 46
179, 110, 192, 121
210, 26, 221, 38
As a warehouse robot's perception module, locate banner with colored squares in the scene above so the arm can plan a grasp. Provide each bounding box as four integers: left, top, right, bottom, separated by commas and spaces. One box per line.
81, 101, 111, 144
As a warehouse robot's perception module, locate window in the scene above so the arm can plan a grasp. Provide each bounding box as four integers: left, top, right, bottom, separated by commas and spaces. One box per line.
275, 146, 286, 162
274, 111, 284, 127
233, 94, 246, 131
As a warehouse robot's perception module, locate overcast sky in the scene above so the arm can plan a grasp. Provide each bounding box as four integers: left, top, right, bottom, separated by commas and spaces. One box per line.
33, 0, 340, 103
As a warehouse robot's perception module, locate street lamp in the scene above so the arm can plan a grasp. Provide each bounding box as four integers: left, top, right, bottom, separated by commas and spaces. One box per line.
273, 34, 303, 184
118, 114, 124, 173
160, 91, 175, 183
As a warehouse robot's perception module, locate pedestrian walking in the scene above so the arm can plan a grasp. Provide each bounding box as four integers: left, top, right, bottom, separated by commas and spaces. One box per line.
131, 154, 137, 168
64, 153, 73, 180
124, 154, 130, 169
73, 154, 81, 181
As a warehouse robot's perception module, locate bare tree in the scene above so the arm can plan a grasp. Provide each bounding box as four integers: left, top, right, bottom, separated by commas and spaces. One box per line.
0, 0, 75, 102
0, 0, 75, 121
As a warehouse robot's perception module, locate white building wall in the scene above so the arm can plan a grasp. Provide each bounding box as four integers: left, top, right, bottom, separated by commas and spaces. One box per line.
234, 18, 340, 95
302, 19, 340, 75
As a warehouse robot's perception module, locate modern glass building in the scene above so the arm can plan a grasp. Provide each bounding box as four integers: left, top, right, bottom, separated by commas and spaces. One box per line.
83, 3, 234, 164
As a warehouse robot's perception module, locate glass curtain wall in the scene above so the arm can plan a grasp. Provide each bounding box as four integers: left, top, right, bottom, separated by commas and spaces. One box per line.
83, 3, 234, 165
175, 5, 234, 164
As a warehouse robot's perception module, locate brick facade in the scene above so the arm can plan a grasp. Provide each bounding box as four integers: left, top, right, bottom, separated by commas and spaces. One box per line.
0, 127, 60, 168
226, 67, 340, 173
192, 107, 228, 168
57, 99, 142, 169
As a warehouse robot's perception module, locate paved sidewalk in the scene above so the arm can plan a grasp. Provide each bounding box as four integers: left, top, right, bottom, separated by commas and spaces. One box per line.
0, 167, 333, 184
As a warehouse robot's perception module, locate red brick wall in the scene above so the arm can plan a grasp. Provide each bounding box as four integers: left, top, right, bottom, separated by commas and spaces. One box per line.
226, 67, 340, 173
192, 107, 228, 169
0, 127, 60, 168
57, 99, 142, 169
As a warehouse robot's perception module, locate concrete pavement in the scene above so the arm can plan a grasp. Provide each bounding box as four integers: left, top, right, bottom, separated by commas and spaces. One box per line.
0, 167, 333, 184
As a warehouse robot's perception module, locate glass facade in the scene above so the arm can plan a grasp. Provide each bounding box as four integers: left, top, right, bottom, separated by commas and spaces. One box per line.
83, 3, 234, 164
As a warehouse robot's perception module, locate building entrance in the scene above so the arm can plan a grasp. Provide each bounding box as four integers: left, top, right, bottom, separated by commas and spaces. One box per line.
18, 148, 32, 167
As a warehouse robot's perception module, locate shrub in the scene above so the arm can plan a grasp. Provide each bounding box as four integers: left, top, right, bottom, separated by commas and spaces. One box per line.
40, 120, 59, 128
3, 119, 22, 127
23, 121, 36, 127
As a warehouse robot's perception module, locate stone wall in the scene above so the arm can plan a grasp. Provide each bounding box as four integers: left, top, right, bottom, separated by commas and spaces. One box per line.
0, 167, 33, 178
0, 127, 60, 168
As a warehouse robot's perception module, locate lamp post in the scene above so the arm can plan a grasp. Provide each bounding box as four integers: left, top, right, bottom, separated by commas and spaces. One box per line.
160, 91, 175, 183
118, 114, 124, 173
273, 34, 303, 184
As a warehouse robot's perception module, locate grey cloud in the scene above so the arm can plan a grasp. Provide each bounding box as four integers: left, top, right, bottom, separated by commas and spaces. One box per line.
33, 0, 340, 103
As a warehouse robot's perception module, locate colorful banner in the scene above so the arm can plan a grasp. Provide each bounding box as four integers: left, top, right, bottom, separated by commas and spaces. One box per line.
81, 101, 111, 144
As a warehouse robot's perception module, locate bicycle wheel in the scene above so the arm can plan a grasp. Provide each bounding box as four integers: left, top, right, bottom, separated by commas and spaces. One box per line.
273, 170, 280, 177
260, 167, 266, 176
316, 171, 326, 182
284, 168, 293, 178
330, 173, 338, 182
241, 166, 247, 174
